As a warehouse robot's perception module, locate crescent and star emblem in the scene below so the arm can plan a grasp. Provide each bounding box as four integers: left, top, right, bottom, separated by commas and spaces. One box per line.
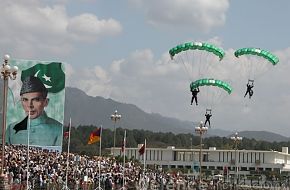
34, 70, 52, 89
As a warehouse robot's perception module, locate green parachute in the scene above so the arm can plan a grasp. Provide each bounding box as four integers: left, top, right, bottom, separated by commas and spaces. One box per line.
234, 48, 279, 65
169, 42, 225, 61
190, 78, 232, 94
169, 42, 225, 81
234, 47, 279, 81
190, 78, 232, 109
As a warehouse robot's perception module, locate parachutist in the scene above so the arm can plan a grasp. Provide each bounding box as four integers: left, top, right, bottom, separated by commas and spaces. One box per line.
191, 87, 200, 105
204, 109, 212, 127
244, 80, 254, 99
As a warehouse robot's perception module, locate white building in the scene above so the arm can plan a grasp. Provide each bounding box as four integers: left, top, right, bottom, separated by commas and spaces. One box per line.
109, 146, 290, 175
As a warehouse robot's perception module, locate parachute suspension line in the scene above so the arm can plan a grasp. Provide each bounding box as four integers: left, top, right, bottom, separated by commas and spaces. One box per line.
173, 56, 192, 83
205, 108, 212, 115
248, 56, 265, 81
189, 50, 199, 78
203, 52, 214, 77
204, 86, 209, 108
208, 87, 216, 110
198, 50, 204, 77
204, 86, 213, 110
182, 52, 193, 81
249, 57, 256, 81
209, 85, 227, 110
186, 50, 194, 81
192, 50, 197, 78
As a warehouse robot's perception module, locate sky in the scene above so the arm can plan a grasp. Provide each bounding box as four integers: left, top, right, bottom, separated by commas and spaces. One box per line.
1, 0, 290, 136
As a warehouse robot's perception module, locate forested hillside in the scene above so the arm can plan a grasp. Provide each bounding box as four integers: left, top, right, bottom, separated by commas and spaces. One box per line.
62, 125, 290, 156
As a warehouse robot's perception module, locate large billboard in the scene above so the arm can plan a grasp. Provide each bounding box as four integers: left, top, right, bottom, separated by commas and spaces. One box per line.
5, 59, 65, 151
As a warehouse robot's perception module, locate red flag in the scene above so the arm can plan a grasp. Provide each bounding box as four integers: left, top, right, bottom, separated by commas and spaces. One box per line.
63, 131, 69, 139
63, 123, 71, 139
139, 144, 145, 155
88, 128, 101, 144
224, 166, 228, 174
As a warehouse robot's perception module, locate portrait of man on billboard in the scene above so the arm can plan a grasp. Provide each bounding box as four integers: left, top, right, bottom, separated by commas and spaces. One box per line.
6, 76, 62, 146
5, 61, 65, 149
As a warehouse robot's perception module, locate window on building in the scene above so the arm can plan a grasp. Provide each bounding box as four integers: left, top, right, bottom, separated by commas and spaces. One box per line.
157, 150, 159, 161
209, 166, 215, 170
243, 152, 245, 163
241, 167, 247, 171
162, 165, 168, 169
173, 151, 177, 161
249, 167, 255, 171
273, 168, 280, 173
217, 166, 222, 170
203, 154, 207, 162
251, 152, 253, 163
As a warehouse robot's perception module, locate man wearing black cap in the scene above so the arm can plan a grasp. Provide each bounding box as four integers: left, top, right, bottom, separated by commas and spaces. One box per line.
6, 76, 62, 146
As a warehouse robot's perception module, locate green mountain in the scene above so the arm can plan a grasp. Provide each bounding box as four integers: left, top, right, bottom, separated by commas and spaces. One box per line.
64, 87, 231, 136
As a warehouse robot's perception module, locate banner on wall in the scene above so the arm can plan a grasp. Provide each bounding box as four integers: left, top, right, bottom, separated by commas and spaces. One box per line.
5, 59, 65, 152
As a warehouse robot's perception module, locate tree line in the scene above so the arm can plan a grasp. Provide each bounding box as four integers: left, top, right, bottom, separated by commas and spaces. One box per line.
62, 125, 289, 157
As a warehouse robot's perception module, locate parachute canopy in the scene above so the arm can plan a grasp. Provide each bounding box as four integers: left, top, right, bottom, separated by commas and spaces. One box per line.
169, 42, 225, 61
168, 42, 226, 81
190, 78, 232, 95
234, 48, 279, 65
233, 47, 279, 82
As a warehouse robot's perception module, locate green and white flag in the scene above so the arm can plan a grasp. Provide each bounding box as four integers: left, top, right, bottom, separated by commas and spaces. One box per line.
21, 62, 65, 93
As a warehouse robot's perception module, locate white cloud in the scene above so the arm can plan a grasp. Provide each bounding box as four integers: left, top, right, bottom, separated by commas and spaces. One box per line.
129, 0, 229, 32
67, 14, 122, 42
65, 64, 112, 98
110, 59, 124, 74
94, 65, 110, 82
0, 0, 122, 58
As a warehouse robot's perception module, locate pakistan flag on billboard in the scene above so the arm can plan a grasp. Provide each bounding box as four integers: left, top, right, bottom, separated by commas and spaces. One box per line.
5, 59, 65, 151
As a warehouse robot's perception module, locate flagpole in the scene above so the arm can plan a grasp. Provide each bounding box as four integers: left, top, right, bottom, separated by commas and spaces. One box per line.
27, 111, 31, 189
65, 118, 72, 189
98, 125, 102, 189
123, 130, 126, 190
143, 139, 146, 172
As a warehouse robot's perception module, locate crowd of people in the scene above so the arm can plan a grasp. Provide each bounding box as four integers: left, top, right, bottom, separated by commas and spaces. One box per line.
1, 145, 211, 190
4, 145, 288, 190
